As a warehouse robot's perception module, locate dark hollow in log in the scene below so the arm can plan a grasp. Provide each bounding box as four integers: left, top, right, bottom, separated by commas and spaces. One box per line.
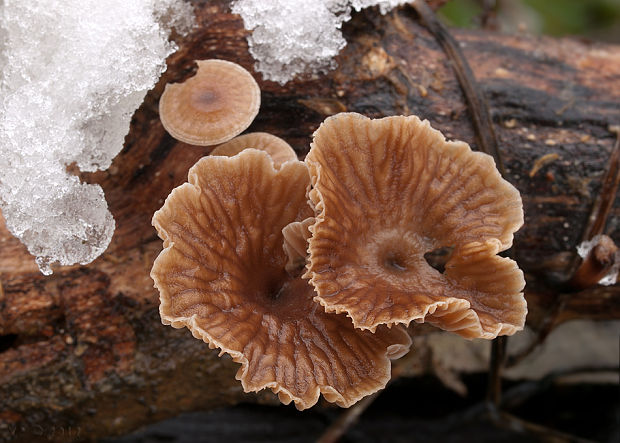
0, 1, 618, 441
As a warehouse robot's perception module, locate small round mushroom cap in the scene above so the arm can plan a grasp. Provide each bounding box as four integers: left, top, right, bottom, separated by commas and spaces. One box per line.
304, 113, 526, 339
159, 59, 260, 146
211, 132, 297, 168
151, 149, 411, 410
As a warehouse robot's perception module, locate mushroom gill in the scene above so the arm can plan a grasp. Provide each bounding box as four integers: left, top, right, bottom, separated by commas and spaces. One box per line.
158, 59, 260, 146
211, 132, 297, 169
304, 112, 526, 339
151, 149, 411, 410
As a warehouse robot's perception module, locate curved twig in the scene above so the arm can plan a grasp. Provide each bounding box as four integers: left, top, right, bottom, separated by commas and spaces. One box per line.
408, 0, 505, 176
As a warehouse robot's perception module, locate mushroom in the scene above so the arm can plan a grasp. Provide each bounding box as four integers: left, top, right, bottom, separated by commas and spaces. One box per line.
211, 132, 297, 168
151, 149, 411, 410
159, 59, 260, 146
282, 217, 315, 274
304, 112, 526, 339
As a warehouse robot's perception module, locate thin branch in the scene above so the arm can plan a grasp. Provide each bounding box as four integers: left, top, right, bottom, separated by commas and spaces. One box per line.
568, 235, 618, 290
492, 409, 598, 443
568, 128, 620, 276
508, 129, 620, 367
315, 358, 414, 443
316, 392, 379, 443
408, 0, 512, 409
501, 365, 618, 410
441, 366, 617, 440
408, 0, 505, 175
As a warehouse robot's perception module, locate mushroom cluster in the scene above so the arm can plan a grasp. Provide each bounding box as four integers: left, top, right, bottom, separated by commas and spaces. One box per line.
152, 60, 526, 409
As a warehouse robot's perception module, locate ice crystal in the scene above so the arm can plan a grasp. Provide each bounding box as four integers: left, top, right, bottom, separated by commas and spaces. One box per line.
0, 0, 194, 274
231, 0, 409, 84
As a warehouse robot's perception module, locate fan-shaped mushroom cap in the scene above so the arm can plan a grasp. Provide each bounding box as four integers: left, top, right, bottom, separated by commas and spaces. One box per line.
159, 59, 260, 146
304, 113, 526, 339
211, 132, 297, 168
151, 149, 411, 410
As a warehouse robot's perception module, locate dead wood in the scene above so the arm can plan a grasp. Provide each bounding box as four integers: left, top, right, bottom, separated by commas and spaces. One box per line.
0, 1, 618, 441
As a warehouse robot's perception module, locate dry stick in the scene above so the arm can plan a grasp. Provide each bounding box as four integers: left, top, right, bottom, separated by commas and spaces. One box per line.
568, 235, 618, 290
316, 357, 412, 443
439, 366, 617, 442
492, 410, 598, 443
409, 0, 505, 175
500, 365, 618, 410
409, 0, 509, 408
316, 3, 508, 439
479, 0, 499, 30
316, 392, 380, 443
317, 3, 510, 439
506, 130, 620, 368
575, 128, 620, 254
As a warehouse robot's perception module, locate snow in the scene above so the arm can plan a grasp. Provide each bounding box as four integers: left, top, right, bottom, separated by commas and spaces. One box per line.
0, 0, 407, 275
231, 0, 409, 85
0, 0, 193, 275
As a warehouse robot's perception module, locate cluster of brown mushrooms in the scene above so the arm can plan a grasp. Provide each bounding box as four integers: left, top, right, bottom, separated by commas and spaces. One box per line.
151, 59, 527, 410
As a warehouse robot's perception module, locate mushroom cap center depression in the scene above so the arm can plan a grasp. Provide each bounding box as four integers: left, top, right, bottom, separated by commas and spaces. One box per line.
190, 86, 225, 113
367, 229, 438, 275
246, 266, 315, 321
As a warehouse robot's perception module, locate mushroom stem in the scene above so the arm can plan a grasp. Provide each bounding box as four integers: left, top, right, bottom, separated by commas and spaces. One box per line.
486, 336, 507, 407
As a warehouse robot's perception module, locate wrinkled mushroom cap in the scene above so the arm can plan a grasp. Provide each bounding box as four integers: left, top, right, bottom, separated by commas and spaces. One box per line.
151, 149, 411, 409
159, 59, 260, 146
211, 132, 297, 168
304, 113, 526, 339
283, 217, 315, 274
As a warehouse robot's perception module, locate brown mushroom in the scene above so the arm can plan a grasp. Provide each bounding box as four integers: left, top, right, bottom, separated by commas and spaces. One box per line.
282, 217, 315, 274
159, 59, 260, 146
151, 149, 411, 410
211, 132, 297, 168
304, 112, 526, 339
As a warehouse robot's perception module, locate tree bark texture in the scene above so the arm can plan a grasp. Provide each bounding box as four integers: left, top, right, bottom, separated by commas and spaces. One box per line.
0, 1, 618, 441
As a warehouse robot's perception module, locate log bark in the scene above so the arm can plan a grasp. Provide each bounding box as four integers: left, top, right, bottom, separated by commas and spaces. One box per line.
0, 1, 618, 441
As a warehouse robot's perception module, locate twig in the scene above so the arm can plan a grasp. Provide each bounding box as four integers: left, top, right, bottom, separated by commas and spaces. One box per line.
576, 128, 620, 251
316, 392, 379, 443
479, 0, 498, 30
442, 366, 617, 442
491, 409, 598, 443
566, 126, 620, 278
409, 0, 515, 410
507, 129, 620, 367
568, 235, 618, 290
409, 0, 505, 175
501, 365, 618, 410
316, 358, 413, 443
505, 331, 547, 369
426, 365, 618, 442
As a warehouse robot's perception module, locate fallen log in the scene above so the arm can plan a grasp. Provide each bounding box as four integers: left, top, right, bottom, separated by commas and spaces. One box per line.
0, 0, 618, 441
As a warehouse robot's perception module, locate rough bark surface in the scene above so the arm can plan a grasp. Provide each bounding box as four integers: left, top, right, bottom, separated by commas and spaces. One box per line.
0, 1, 618, 441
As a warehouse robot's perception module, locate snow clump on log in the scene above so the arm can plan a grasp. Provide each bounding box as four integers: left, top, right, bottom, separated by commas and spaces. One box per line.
231, 0, 409, 85
0, 0, 194, 274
